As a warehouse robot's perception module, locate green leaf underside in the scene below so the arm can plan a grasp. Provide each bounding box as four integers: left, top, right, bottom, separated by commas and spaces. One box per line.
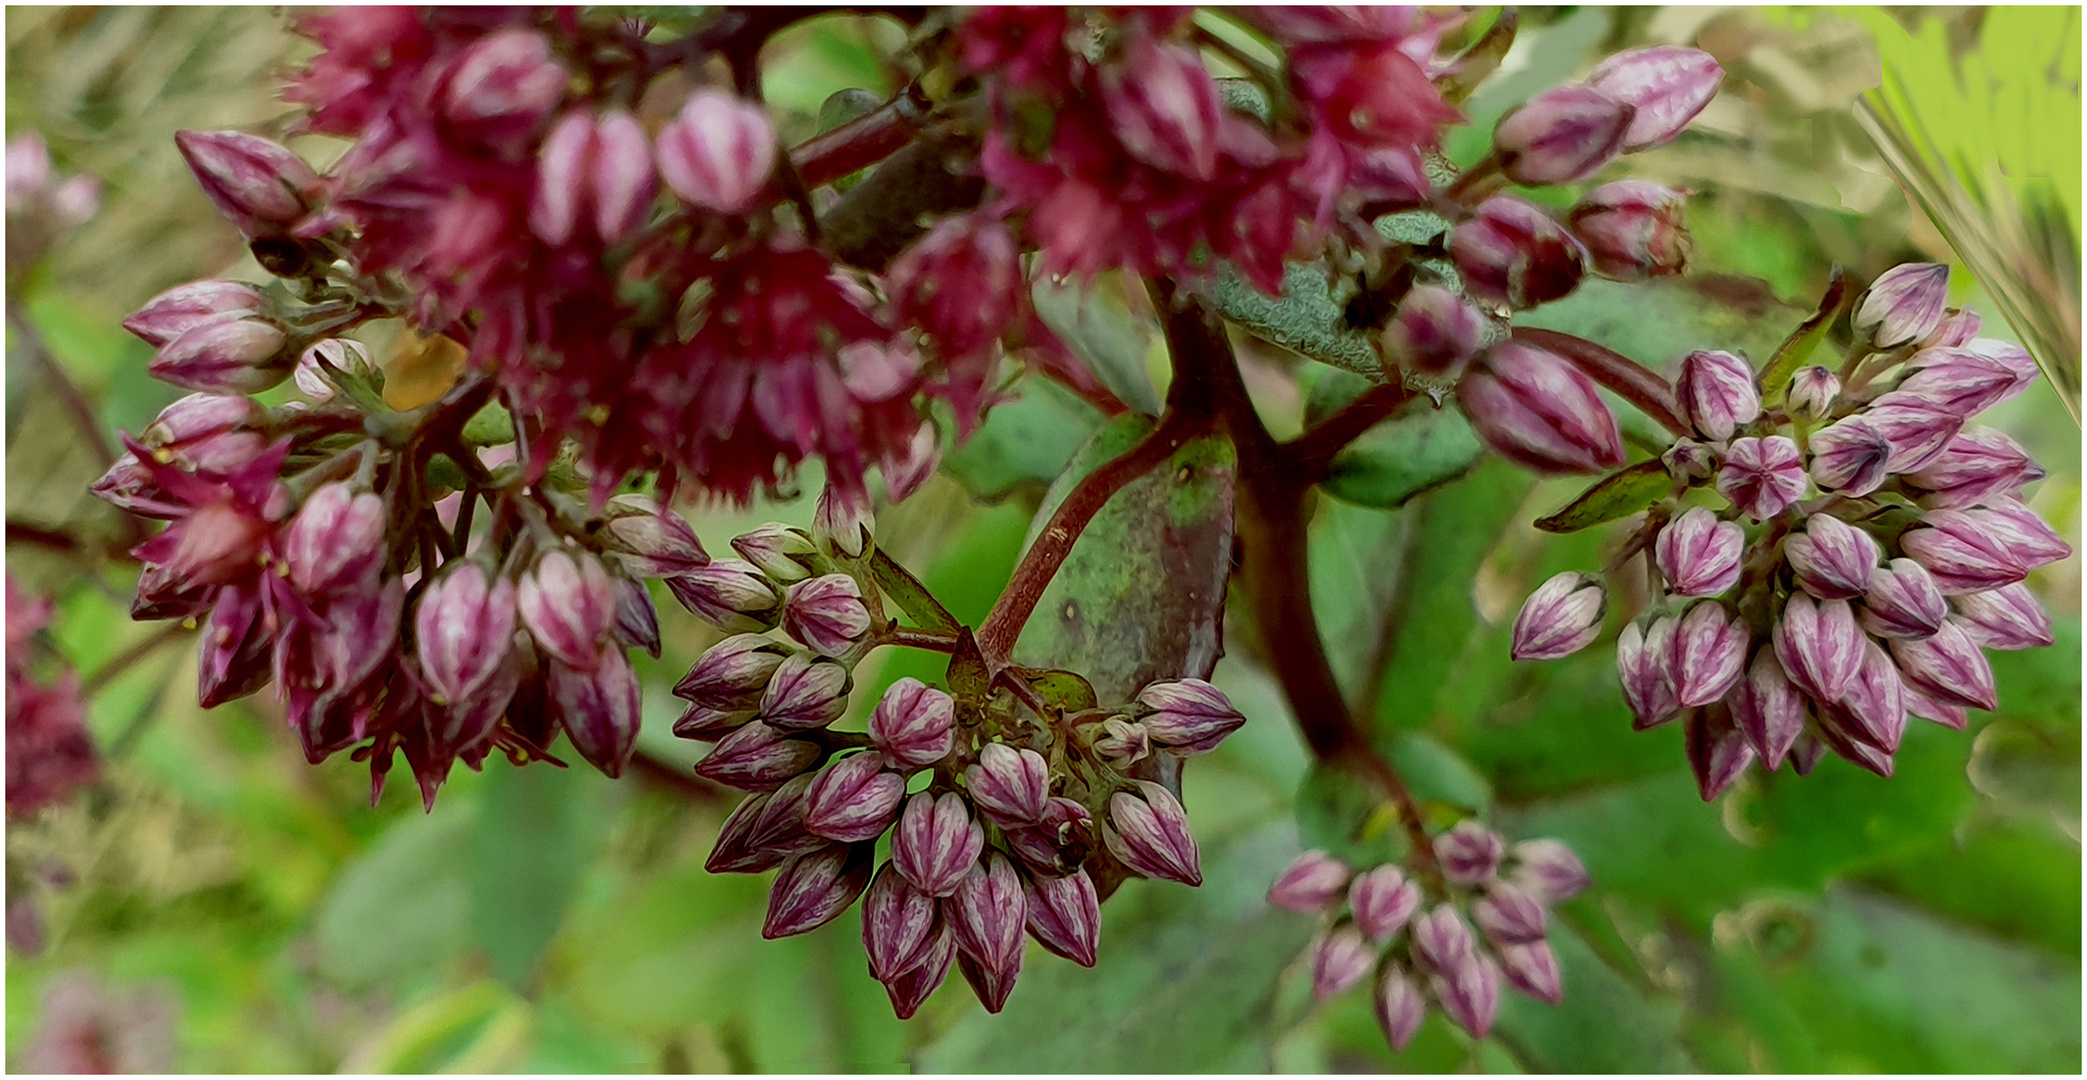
1535, 459, 1671, 532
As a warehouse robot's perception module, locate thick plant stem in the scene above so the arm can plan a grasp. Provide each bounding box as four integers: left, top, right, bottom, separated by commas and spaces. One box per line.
1280, 382, 1420, 481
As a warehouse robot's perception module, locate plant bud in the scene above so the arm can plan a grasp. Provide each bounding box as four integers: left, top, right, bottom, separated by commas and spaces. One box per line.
1951, 583, 2055, 650
1902, 683, 1968, 731
1004, 798, 1095, 877
862, 861, 941, 982
1104, 781, 1202, 887
675, 633, 789, 712
1434, 821, 1505, 886
1715, 435, 1807, 520
294, 338, 375, 401
1136, 677, 1246, 754
282, 482, 385, 596
1381, 283, 1485, 378
1655, 508, 1743, 597
892, 792, 986, 897
950, 854, 1028, 985
1618, 615, 1682, 729
1668, 601, 1747, 708
813, 483, 874, 559
1099, 34, 1223, 181
1662, 437, 1715, 481
1268, 850, 1352, 913
414, 563, 516, 707
1963, 338, 2041, 395
518, 550, 619, 670
1789, 734, 1828, 776
1310, 926, 1375, 1001
740, 773, 824, 859
1783, 514, 1883, 601
732, 523, 819, 584
868, 677, 955, 769
1962, 499, 2071, 570
666, 559, 779, 632
1473, 881, 1548, 945
1493, 84, 1633, 185
1813, 715, 1894, 777
1498, 941, 1564, 1005
695, 721, 819, 790
965, 743, 1050, 827
1861, 559, 1948, 640
882, 922, 956, 1020
1685, 703, 1755, 800
603, 495, 708, 577
1585, 45, 1724, 150
763, 842, 872, 939
1508, 839, 1592, 903
1807, 416, 1894, 497
1675, 349, 1761, 441
1410, 903, 1477, 975
1786, 366, 1841, 419
1567, 180, 1689, 280
1772, 594, 1863, 702
1854, 262, 1949, 348
1836, 638, 1907, 752
1889, 622, 1997, 712
1092, 716, 1151, 764
531, 111, 592, 245
440, 28, 566, 142
1923, 308, 1982, 349
1862, 391, 1962, 473
708, 790, 790, 874
1450, 196, 1588, 309
1510, 571, 1608, 660
1459, 342, 1624, 474
888, 214, 1023, 361
757, 652, 852, 730
149, 317, 290, 394
531, 109, 655, 246
173, 130, 319, 234
1024, 868, 1101, 968
1897, 348, 2025, 418
782, 574, 871, 657
881, 421, 943, 504
612, 577, 661, 658
803, 752, 905, 842
1349, 865, 1422, 942
1730, 648, 1805, 770
1900, 510, 2029, 594
551, 644, 642, 778
197, 585, 272, 707
1904, 428, 2040, 508
657, 88, 776, 214
123, 280, 268, 347
1373, 965, 1429, 1051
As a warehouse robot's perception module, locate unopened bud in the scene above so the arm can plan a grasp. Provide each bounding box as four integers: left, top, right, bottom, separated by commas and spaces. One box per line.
1772, 594, 1863, 702
123, 280, 267, 347
1899, 348, 2028, 418
763, 843, 872, 939
708, 788, 791, 874
1730, 648, 1804, 770
294, 338, 375, 401
1861, 558, 1948, 640
1451, 196, 1588, 309
1862, 391, 1962, 473
531, 109, 655, 246
1025, 868, 1101, 967
1685, 704, 1755, 800
1675, 349, 1760, 441
1493, 84, 1633, 185
965, 742, 1050, 827
612, 577, 660, 657
1715, 435, 1807, 520
949, 855, 1028, 994
892, 792, 986, 897
414, 563, 516, 706
1854, 262, 1949, 348
732, 523, 819, 584
1618, 615, 1681, 729
757, 652, 851, 730
1135, 678, 1246, 754
1510, 572, 1607, 660
1963, 499, 2070, 571
149, 317, 290, 394
1373, 965, 1428, 1051
1409, 903, 1476, 975
1268, 850, 1351, 913
667, 558, 779, 632
1784, 514, 1882, 601
283, 481, 385, 596
881, 421, 943, 504
1836, 638, 1907, 753
1498, 941, 1563, 1005
1662, 437, 1715, 480
1091, 716, 1151, 764
813, 483, 874, 559
1434, 821, 1505, 886
1103, 781, 1202, 887
1434, 950, 1503, 1038
695, 721, 820, 790
675, 633, 788, 714
1807, 416, 1893, 497
440, 28, 567, 150
882, 922, 956, 1020
1889, 622, 1997, 712
781, 574, 871, 657
1507, 839, 1591, 903
1905, 428, 2041, 508
657, 88, 776, 215
1473, 881, 1548, 945
604, 495, 709, 577
868, 677, 954, 769
1099, 34, 1223, 181
1655, 508, 1742, 597
1460, 342, 1624, 474
1003, 798, 1095, 877
1349, 864, 1421, 942
518, 550, 619, 670
1567, 180, 1689, 280
551, 644, 642, 778
173, 130, 319, 234
861, 861, 940, 982
1951, 583, 2055, 650
1900, 510, 2029, 594
803, 752, 906, 842
1786, 366, 1841, 420
1310, 926, 1375, 1000
1381, 283, 1485, 378
1923, 308, 1982, 349
1585, 45, 1724, 150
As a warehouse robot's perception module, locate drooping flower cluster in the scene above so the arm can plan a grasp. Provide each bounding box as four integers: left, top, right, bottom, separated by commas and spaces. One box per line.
1509, 262, 2068, 795
1269, 825, 1591, 1049
6, 577, 98, 819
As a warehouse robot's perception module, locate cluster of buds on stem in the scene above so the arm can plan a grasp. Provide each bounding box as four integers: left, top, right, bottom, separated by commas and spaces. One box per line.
6, 576, 97, 819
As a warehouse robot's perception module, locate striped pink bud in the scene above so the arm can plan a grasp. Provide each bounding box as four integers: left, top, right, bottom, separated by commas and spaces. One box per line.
1784, 513, 1882, 601
1104, 781, 1202, 887
803, 752, 906, 842
1685, 704, 1754, 800
1511, 572, 1608, 660
965, 742, 1050, 827
763, 842, 871, 939
518, 550, 619, 670
781, 574, 871, 657
861, 861, 940, 983
1451, 196, 1589, 309
1854, 263, 1949, 348
869, 677, 955, 769
1586, 45, 1724, 150
1905, 428, 2041, 508
1136, 677, 1247, 754
1716, 435, 1807, 520
1730, 648, 1805, 770
1675, 349, 1760, 441
1434, 821, 1505, 886
757, 652, 851, 730
1773, 594, 1863, 702
1808, 416, 1894, 496
1349, 864, 1421, 942
1951, 583, 2055, 650
1499, 941, 1564, 1005
1617, 617, 1681, 729
1493, 84, 1634, 185
1655, 508, 1743, 597
1889, 622, 1998, 712
657, 88, 776, 215
1310, 925, 1375, 1000
892, 792, 985, 897
1025, 868, 1101, 968
1268, 850, 1352, 913
1861, 559, 1948, 640
1668, 600, 1747, 708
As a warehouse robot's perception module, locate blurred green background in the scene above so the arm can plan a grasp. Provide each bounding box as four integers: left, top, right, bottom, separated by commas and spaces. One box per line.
5, 7, 2078, 1072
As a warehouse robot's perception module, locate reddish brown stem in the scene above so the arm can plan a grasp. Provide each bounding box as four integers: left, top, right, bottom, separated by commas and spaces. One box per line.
791, 89, 927, 188
882, 625, 959, 652
81, 623, 192, 697
1280, 381, 1420, 481
1513, 325, 1690, 437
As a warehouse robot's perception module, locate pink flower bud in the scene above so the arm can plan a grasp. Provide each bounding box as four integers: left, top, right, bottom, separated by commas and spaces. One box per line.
282, 482, 385, 596
1963, 499, 2071, 570
1786, 366, 1841, 420
1374, 964, 1429, 1051
414, 563, 516, 707
531, 110, 655, 246
1451, 196, 1589, 309
531, 111, 592, 246
1897, 347, 2027, 418
603, 495, 709, 578
1662, 437, 1715, 480
1025, 868, 1101, 968
1861, 559, 1948, 640
1004, 798, 1096, 877
1813, 713, 1895, 777
1410, 903, 1477, 975
965, 743, 1050, 827
1901, 510, 2029, 594
1381, 283, 1485, 378
881, 421, 943, 504
1686, 704, 1755, 800
1789, 734, 1828, 776
657, 88, 776, 215
1655, 508, 1743, 597
1854, 263, 1949, 348
551, 643, 642, 778
1434, 821, 1505, 886
1509, 838, 1592, 903
813, 484, 874, 559
1348, 864, 1421, 942
730, 525, 817, 586
1963, 338, 2040, 395
782, 574, 871, 657
1104, 781, 1202, 887
707, 790, 790, 874
173, 130, 319, 234
1099, 35, 1223, 181
1474, 881, 1548, 945
132, 499, 273, 595
1784, 513, 1883, 601
950, 854, 1028, 986
1675, 349, 1761, 441
1716, 435, 1807, 520
696, 721, 820, 790
675, 634, 788, 720
893, 792, 986, 898
1951, 583, 2055, 650
1499, 941, 1564, 1005
294, 339, 374, 401
617, 577, 661, 656
757, 652, 851, 730
1494, 84, 1634, 185
1510, 571, 1608, 659
149, 317, 290, 395
197, 585, 271, 707
1773, 594, 1863, 702
439, 28, 566, 147
1861, 391, 1962, 473
1585, 45, 1725, 151
1890, 621, 1997, 712
1899, 682, 1966, 730
869, 677, 955, 769
1617, 616, 1681, 729
1923, 308, 1983, 349
763, 843, 872, 939
666, 559, 779, 632
882, 921, 956, 1020
1268, 851, 1351, 913
1136, 677, 1246, 754
1905, 428, 2041, 508
1668, 600, 1748, 708
804, 752, 906, 842
123, 280, 268, 347
1835, 638, 1907, 753
1092, 716, 1151, 764
737, 774, 825, 862
1434, 951, 1502, 1038
862, 861, 941, 982
518, 550, 619, 670
1567, 180, 1690, 280
1310, 926, 1375, 1001
1294, 37, 1459, 148
1730, 647, 1805, 770
1460, 342, 1624, 474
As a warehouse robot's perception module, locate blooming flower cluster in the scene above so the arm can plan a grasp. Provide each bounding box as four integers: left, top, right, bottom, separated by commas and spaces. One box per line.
6, 577, 98, 820
1269, 824, 1591, 1048
1508, 262, 2068, 795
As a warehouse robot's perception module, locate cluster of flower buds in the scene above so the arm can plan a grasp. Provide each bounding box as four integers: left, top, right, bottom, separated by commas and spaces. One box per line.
6, 131, 100, 269
6, 576, 98, 819
1269, 825, 1591, 1049
1510, 262, 2067, 795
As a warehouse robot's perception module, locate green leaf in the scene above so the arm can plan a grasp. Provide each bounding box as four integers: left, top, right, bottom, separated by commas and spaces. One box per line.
1323, 404, 1486, 510
1294, 763, 1404, 867
314, 804, 475, 990
464, 765, 611, 988
1534, 460, 1671, 533
1757, 268, 1853, 407
1031, 273, 1163, 415
1493, 922, 1697, 1072
940, 374, 1104, 500
1387, 731, 1492, 813
1199, 260, 1384, 378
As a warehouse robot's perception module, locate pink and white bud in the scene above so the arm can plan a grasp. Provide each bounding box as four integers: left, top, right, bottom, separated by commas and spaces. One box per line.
657, 88, 776, 215
173, 130, 319, 234
1493, 84, 1634, 185
1498, 941, 1564, 1005
868, 677, 954, 770
1964, 499, 2071, 570
1664, 437, 1716, 480
1092, 716, 1151, 764
1668, 600, 1748, 708
950, 854, 1028, 986
531, 111, 592, 246
1675, 349, 1761, 441
763, 843, 872, 939
1619, 615, 1682, 729
1898, 348, 2028, 418
1655, 508, 1743, 597
1510, 571, 1608, 660
1900, 510, 2029, 594
1923, 308, 1982, 349
674, 702, 747, 743
1836, 638, 1907, 752
149, 317, 290, 395
1349, 865, 1422, 942
757, 652, 851, 730
197, 586, 271, 707
1862, 391, 1963, 473
965, 743, 1050, 827
1136, 677, 1247, 754
1905, 428, 2041, 508
1381, 283, 1485, 378
518, 550, 619, 670
666, 559, 779, 632
993, 797, 1095, 873
1410, 903, 1477, 975
123, 280, 268, 347
1451, 196, 1589, 309
732, 524, 819, 584
1269, 851, 1352, 913
1861, 559, 1948, 640
1099, 35, 1223, 181
1509, 838, 1592, 903
293, 338, 374, 401
813, 483, 874, 559
1806, 417, 1893, 498
1104, 781, 1203, 887
1715, 435, 1808, 520
1374, 964, 1429, 1051
1310, 926, 1376, 1001
1772, 594, 1863, 702
1951, 583, 2055, 650
1786, 366, 1842, 420
881, 421, 944, 504
1433, 951, 1503, 1038
883, 922, 956, 1020
804, 752, 906, 842
414, 563, 516, 707
1025, 868, 1101, 967
1473, 881, 1548, 945
1813, 712, 1896, 777
1784, 514, 1883, 601
892, 792, 986, 898
1903, 683, 1968, 731
282, 482, 385, 596
1963, 338, 2040, 396
781, 574, 871, 657
603, 495, 708, 578
707, 784, 809, 874
531, 110, 655, 246
1567, 180, 1690, 280
695, 721, 820, 790
1460, 342, 1624, 474
862, 862, 941, 982
440, 28, 567, 142
674, 633, 789, 715
1434, 821, 1506, 886
738, 774, 824, 861
1889, 622, 1998, 712
1730, 648, 1805, 770
1585, 45, 1724, 150
551, 644, 643, 778
1854, 263, 1949, 348
1685, 704, 1755, 800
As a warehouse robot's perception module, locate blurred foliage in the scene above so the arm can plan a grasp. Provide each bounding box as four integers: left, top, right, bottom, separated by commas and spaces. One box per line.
5, 6, 2078, 1074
